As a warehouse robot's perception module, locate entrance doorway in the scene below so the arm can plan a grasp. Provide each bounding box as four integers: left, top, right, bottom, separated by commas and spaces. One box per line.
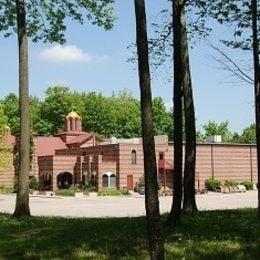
127, 175, 133, 190
57, 172, 73, 189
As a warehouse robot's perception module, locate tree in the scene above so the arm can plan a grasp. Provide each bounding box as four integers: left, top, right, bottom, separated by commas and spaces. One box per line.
0, 104, 8, 132
40, 86, 76, 135
168, 0, 183, 226
152, 97, 173, 137
251, 0, 260, 218
0, 0, 115, 217
1, 94, 20, 134
134, 0, 164, 258
200, 1, 259, 217
12, 0, 31, 217
180, 1, 197, 214
237, 124, 256, 144
202, 120, 233, 142
168, 0, 198, 223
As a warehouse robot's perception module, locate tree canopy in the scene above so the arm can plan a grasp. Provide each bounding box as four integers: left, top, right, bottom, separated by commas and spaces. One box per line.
0, 86, 173, 139
0, 0, 115, 43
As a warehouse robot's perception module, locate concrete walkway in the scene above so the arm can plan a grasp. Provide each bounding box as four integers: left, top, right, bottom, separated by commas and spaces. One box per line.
0, 191, 257, 218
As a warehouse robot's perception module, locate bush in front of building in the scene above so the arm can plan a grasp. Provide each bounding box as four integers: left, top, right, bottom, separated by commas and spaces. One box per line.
0, 186, 15, 194
240, 180, 253, 190
55, 186, 82, 196
81, 184, 97, 193
98, 188, 129, 196
205, 178, 222, 191
29, 177, 39, 190
224, 179, 239, 186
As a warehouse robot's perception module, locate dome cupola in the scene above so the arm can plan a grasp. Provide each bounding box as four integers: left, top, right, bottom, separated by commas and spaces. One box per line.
64, 111, 82, 132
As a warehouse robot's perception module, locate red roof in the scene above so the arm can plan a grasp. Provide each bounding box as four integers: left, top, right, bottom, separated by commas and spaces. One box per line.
36, 136, 67, 156
66, 133, 93, 146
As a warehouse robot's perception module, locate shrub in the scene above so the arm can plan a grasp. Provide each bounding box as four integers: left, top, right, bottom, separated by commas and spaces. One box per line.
85, 186, 97, 192
98, 188, 129, 196
55, 186, 82, 196
55, 189, 75, 196
68, 186, 81, 192
135, 176, 145, 188
240, 180, 253, 190
81, 184, 97, 192
29, 177, 39, 190
0, 186, 14, 194
224, 179, 239, 186
205, 178, 222, 191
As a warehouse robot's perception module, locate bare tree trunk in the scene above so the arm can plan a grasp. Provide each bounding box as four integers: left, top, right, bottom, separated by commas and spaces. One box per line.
181, 3, 198, 213
251, 0, 260, 220
168, 0, 183, 225
134, 0, 164, 258
13, 0, 31, 217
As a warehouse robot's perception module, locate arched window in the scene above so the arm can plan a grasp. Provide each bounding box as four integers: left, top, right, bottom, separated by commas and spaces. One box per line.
103, 174, 108, 188
131, 150, 137, 164
102, 172, 116, 188
110, 174, 116, 188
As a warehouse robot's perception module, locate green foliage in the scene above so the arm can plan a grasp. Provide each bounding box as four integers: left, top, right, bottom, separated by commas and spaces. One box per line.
0, 94, 19, 134
97, 188, 129, 196
240, 180, 254, 190
205, 178, 222, 191
81, 90, 141, 138
55, 186, 82, 196
0, 148, 12, 171
0, 88, 172, 138
0, 209, 259, 258
202, 120, 233, 142
201, 0, 260, 51
152, 97, 173, 138
0, 104, 8, 131
0, 186, 14, 194
39, 86, 77, 135
29, 177, 39, 190
0, 0, 115, 44
135, 175, 145, 188
239, 124, 256, 144
224, 179, 239, 186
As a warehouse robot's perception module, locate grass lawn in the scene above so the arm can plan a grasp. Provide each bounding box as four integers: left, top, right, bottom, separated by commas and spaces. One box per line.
0, 209, 259, 259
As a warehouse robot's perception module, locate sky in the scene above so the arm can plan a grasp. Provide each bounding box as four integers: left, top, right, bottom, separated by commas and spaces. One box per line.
0, 1, 255, 134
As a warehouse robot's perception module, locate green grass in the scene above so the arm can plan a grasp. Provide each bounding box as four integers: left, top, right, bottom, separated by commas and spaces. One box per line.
0, 209, 259, 259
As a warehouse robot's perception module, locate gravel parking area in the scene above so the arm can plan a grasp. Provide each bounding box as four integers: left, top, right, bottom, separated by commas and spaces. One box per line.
0, 191, 257, 218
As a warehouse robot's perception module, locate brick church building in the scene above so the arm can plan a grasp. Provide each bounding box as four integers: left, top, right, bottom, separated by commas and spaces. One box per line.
0, 111, 258, 191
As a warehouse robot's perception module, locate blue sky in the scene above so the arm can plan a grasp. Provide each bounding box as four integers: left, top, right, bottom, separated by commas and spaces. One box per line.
0, 1, 255, 133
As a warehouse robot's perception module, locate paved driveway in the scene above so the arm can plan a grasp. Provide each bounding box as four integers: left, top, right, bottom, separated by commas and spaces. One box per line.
0, 191, 257, 218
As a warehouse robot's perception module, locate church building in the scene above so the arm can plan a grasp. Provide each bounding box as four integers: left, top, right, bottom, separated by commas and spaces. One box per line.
0, 111, 258, 192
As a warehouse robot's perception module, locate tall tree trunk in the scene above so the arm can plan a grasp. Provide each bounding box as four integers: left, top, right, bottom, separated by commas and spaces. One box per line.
13, 0, 31, 217
134, 0, 164, 259
251, 0, 260, 220
168, 0, 183, 225
181, 2, 198, 213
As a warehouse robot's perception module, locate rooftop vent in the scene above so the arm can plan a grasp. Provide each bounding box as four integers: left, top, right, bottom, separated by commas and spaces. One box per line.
110, 137, 117, 144
206, 135, 222, 143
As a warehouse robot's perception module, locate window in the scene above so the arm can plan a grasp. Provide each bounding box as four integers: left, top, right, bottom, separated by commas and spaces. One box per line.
159, 152, 164, 160
131, 150, 137, 164
110, 174, 116, 188
103, 174, 108, 188
102, 172, 116, 188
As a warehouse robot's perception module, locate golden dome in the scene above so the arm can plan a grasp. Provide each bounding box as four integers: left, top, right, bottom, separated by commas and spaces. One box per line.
66, 111, 81, 119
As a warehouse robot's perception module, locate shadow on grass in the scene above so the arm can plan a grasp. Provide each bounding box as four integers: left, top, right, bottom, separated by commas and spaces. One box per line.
0, 209, 259, 259
0, 214, 148, 259
163, 208, 260, 259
